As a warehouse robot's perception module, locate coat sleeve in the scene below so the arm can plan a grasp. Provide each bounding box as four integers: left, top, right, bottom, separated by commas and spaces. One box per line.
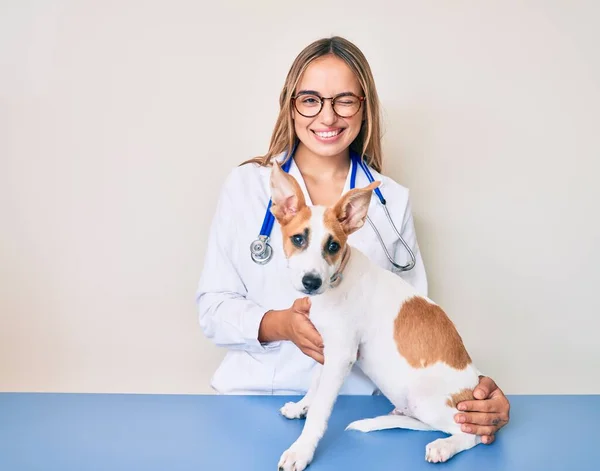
391, 194, 429, 297
195, 169, 281, 353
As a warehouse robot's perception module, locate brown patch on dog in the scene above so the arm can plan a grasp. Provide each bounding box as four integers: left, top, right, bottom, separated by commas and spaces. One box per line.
323, 207, 348, 242
280, 206, 312, 257
446, 388, 474, 409
322, 208, 348, 266
393, 296, 472, 370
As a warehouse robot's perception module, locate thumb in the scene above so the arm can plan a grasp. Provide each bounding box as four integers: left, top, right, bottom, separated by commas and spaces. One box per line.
474, 376, 496, 400
293, 296, 311, 314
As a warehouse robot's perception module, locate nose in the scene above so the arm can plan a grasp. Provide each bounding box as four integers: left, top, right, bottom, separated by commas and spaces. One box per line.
320, 99, 337, 124
302, 273, 322, 292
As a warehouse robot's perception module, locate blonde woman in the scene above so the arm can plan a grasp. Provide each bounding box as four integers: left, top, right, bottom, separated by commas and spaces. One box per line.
196, 36, 509, 444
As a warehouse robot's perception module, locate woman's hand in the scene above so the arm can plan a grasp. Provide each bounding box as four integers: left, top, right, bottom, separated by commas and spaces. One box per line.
258, 297, 324, 364
284, 297, 324, 364
455, 376, 510, 444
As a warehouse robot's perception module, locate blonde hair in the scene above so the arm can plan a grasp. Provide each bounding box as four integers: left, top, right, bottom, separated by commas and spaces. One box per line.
242, 36, 384, 173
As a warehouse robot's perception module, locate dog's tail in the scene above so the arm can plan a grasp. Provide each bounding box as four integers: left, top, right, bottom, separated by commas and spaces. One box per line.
345, 414, 435, 433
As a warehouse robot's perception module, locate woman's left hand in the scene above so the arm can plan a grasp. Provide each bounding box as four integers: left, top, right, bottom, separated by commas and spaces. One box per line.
455, 376, 510, 444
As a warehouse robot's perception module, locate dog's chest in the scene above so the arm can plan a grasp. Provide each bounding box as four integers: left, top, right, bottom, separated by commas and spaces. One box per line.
310, 295, 359, 342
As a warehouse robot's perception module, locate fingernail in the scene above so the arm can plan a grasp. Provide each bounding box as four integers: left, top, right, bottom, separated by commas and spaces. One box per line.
456, 415, 465, 423
458, 404, 467, 411
462, 425, 471, 433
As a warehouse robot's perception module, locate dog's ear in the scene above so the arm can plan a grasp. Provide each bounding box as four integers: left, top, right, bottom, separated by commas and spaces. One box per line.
333, 181, 380, 235
269, 160, 307, 225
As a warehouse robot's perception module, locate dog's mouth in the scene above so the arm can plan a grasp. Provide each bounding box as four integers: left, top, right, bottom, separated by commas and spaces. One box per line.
300, 287, 323, 296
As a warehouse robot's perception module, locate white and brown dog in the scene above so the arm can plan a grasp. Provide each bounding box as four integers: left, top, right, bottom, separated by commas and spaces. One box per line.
269, 162, 483, 470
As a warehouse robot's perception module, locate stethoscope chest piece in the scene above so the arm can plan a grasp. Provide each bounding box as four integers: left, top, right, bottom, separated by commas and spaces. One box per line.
250, 235, 273, 265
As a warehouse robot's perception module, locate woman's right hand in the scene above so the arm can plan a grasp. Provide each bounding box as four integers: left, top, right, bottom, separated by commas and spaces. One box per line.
284, 297, 324, 364
258, 297, 324, 364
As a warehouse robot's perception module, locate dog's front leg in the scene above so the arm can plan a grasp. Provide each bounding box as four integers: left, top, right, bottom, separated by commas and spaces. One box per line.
280, 363, 322, 419
278, 351, 355, 471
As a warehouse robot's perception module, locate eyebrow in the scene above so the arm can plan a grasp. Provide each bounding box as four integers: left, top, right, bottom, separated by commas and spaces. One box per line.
296, 89, 356, 97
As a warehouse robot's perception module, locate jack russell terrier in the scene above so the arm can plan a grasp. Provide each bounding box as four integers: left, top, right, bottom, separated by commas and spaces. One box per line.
269, 162, 484, 470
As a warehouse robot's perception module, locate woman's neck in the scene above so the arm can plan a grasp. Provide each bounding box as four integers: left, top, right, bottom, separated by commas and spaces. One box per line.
292, 143, 350, 181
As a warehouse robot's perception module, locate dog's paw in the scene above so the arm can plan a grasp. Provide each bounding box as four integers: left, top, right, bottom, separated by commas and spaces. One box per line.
280, 401, 308, 420
277, 444, 314, 471
425, 438, 455, 463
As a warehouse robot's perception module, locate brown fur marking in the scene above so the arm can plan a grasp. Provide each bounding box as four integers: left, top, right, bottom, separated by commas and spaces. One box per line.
393, 296, 472, 370
280, 207, 312, 257
322, 208, 348, 266
446, 388, 475, 409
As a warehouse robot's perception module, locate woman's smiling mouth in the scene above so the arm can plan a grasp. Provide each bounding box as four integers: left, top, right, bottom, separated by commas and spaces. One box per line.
312, 128, 345, 142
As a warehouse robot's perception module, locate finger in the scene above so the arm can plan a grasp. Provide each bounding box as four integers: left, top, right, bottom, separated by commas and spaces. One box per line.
299, 338, 323, 356
301, 340, 323, 356
473, 376, 497, 400
302, 327, 323, 348
299, 321, 324, 348
303, 347, 324, 365
459, 424, 497, 436
481, 435, 495, 445
457, 398, 502, 413
455, 412, 506, 427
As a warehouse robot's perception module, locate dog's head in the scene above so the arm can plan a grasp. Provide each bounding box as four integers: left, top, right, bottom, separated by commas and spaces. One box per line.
269, 160, 380, 295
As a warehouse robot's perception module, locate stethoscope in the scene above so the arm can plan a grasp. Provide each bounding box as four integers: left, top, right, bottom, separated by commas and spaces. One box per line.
250, 145, 417, 272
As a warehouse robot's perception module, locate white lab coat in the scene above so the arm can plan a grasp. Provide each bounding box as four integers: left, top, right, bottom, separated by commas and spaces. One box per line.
195, 152, 428, 395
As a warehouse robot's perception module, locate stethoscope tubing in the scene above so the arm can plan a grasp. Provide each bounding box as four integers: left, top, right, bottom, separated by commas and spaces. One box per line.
252, 145, 416, 272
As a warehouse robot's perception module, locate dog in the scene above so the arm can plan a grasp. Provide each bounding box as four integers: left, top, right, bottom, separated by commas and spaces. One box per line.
269, 161, 484, 470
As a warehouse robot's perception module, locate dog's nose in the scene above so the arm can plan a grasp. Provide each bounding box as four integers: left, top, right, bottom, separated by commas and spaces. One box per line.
302, 274, 322, 292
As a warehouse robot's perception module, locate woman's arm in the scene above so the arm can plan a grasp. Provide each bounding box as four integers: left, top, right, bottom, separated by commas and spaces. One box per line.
195, 170, 280, 353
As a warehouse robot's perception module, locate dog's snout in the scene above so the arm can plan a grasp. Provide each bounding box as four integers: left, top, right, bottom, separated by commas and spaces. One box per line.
302, 273, 322, 292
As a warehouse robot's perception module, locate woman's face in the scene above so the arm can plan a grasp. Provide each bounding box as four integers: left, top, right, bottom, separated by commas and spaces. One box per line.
292, 55, 364, 160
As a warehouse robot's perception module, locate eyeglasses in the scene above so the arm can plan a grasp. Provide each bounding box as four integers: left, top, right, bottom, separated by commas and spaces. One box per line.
291, 92, 365, 118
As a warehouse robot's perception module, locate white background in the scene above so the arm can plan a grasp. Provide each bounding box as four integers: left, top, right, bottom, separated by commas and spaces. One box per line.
1, 0, 599, 394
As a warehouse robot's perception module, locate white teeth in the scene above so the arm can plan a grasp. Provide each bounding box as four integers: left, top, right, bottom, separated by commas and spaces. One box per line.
315, 129, 342, 138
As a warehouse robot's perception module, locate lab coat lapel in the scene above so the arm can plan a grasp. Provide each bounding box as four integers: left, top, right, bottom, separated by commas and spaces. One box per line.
287, 160, 314, 207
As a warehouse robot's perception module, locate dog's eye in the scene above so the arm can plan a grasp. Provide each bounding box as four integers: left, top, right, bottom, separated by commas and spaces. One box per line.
328, 241, 340, 253
291, 234, 306, 247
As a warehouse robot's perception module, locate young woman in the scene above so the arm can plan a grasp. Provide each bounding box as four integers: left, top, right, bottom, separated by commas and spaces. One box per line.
196, 36, 509, 444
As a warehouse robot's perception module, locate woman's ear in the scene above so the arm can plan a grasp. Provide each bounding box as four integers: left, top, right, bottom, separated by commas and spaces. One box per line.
333, 182, 380, 235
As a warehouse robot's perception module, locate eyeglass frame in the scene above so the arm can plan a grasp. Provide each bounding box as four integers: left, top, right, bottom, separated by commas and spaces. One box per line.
291, 91, 366, 118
